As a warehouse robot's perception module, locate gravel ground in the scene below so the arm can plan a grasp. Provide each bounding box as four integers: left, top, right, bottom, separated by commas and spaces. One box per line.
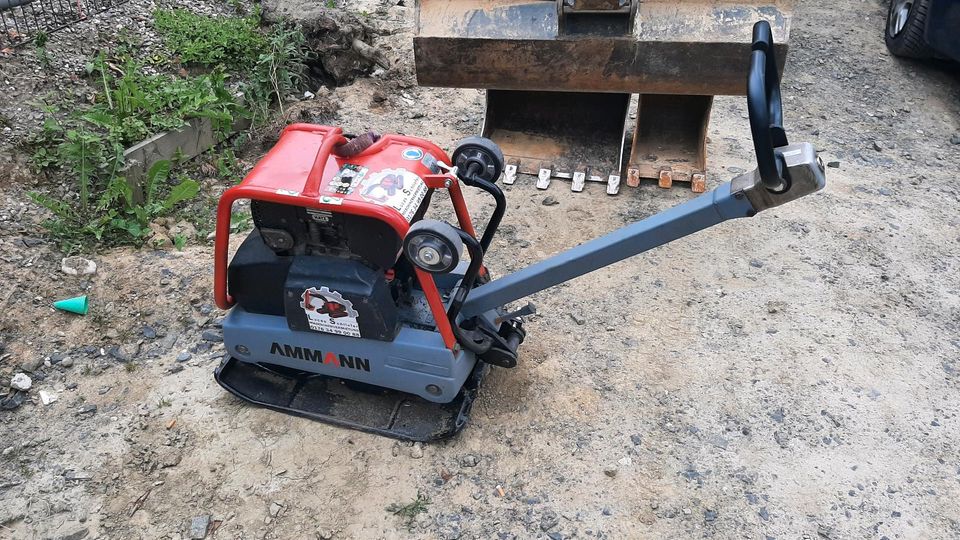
1, 0, 959, 539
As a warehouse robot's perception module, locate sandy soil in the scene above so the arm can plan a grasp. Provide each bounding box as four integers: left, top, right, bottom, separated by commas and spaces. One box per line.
1, 0, 959, 539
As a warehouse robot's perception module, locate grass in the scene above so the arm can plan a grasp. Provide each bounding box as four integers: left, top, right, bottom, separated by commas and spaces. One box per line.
386, 492, 430, 525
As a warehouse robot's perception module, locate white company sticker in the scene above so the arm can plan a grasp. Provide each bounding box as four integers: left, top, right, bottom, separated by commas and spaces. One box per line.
300, 287, 361, 338
358, 168, 428, 221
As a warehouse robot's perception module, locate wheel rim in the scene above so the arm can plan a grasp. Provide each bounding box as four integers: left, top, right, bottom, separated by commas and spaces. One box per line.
888, 0, 913, 37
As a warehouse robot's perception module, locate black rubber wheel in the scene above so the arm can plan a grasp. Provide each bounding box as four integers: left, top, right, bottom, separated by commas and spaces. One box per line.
885, 0, 934, 59
451, 137, 505, 184
403, 219, 463, 274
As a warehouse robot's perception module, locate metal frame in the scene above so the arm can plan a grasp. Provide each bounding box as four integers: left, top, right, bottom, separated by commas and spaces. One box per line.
1, 0, 128, 48
213, 124, 481, 352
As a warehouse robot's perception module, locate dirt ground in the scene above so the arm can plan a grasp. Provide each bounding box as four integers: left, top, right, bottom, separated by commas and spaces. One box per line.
2, 0, 960, 539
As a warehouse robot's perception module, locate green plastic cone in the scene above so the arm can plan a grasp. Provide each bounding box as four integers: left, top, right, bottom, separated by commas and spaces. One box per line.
53, 295, 89, 315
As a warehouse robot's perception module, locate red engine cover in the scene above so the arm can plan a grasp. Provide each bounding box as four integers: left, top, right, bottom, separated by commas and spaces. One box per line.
239, 124, 449, 224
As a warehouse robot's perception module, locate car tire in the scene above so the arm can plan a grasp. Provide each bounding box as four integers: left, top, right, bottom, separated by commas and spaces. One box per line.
885, 0, 935, 59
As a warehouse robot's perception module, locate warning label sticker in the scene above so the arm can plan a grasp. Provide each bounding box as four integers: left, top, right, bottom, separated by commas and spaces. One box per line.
300, 287, 361, 338
325, 164, 367, 196
358, 168, 428, 221
421, 153, 441, 174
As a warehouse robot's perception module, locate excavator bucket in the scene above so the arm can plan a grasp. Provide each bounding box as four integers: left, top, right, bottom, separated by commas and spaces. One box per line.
482, 90, 630, 188
414, 0, 792, 193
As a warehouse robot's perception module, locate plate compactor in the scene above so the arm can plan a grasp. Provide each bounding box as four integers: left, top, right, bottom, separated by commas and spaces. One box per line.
213, 22, 824, 441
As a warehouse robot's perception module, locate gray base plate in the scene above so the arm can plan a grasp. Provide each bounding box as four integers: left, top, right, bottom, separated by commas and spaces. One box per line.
214, 357, 489, 442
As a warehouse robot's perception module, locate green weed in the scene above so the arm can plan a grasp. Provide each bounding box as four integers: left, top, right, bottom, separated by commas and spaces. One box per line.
34, 31, 51, 68
215, 147, 241, 180
28, 10, 308, 250
242, 22, 310, 124
153, 8, 266, 71
230, 211, 252, 232
386, 492, 430, 525
25, 57, 235, 251
150, 10, 309, 126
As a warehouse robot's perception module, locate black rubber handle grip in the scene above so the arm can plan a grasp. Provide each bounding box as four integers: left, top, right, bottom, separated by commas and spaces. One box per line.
748, 21, 789, 191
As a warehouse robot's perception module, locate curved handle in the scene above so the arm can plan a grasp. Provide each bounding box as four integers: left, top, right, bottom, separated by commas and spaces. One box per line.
748, 20, 789, 191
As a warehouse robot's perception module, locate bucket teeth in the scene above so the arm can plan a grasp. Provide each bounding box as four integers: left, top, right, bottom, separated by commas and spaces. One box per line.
536, 167, 552, 190
495, 165, 702, 195
691, 173, 707, 193
571, 171, 586, 193
658, 168, 674, 189
606, 175, 621, 195
504, 163, 519, 185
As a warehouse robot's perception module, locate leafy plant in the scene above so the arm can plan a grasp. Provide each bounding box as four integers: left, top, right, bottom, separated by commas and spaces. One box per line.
173, 234, 187, 250
28, 10, 310, 250
112, 160, 200, 240
82, 57, 241, 146
215, 148, 240, 180
34, 30, 51, 67
25, 53, 239, 250
242, 22, 310, 123
30, 158, 197, 251
230, 210, 252, 232
386, 492, 430, 526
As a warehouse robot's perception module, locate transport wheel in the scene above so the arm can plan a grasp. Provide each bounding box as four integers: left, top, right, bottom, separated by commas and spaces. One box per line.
452, 137, 505, 183
404, 219, 463, 274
